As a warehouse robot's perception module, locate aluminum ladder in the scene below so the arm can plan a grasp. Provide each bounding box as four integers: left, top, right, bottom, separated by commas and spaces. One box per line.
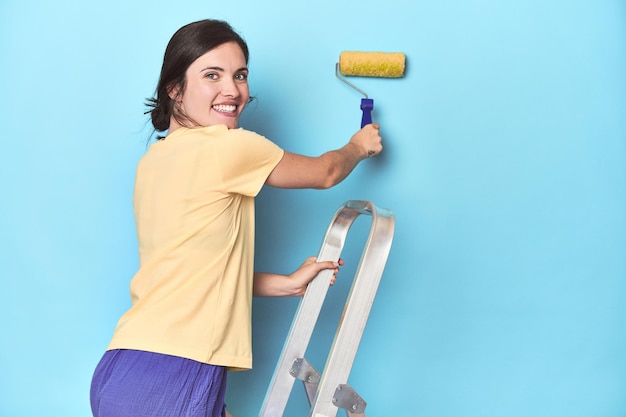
259, 200, 395, 417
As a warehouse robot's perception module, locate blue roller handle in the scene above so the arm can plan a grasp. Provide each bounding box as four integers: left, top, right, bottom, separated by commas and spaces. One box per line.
360, 98, 374, 128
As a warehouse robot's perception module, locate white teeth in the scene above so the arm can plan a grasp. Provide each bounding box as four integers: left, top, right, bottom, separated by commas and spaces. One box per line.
213, 104, 236, 112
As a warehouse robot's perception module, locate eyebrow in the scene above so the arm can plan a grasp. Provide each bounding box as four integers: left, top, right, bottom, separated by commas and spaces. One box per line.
200, 66, 249, 73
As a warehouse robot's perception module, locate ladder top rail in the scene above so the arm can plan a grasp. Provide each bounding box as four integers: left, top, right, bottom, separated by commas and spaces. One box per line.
317, 200, 392, 258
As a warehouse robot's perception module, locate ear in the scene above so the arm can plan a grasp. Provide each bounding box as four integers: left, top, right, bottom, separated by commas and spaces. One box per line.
167, 83, 181, 101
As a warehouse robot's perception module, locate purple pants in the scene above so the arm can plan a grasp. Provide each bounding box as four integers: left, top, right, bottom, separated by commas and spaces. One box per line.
90, 349, 227, 417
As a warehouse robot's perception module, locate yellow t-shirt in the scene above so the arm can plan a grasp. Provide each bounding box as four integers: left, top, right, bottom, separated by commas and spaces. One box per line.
107, 125, 284, 370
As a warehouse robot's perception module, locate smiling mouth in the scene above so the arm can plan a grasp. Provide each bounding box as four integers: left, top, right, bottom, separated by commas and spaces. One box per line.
213, 104, 237, 113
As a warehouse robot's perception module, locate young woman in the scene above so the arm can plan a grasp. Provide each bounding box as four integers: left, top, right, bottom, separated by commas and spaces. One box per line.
90, 19, 382, 417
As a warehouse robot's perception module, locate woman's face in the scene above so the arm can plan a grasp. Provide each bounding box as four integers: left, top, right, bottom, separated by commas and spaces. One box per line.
170, 41, 250, 130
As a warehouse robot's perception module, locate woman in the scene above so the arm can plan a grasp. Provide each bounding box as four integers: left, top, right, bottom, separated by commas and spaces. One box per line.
90, 19, 382, 417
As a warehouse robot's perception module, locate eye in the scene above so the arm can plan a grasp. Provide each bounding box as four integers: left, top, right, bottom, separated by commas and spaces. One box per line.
205, 72, 219, 80
235, 72, 248, 82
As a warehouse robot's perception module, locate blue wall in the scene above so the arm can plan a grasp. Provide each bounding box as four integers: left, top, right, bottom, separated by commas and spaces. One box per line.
1, 1, 625, 416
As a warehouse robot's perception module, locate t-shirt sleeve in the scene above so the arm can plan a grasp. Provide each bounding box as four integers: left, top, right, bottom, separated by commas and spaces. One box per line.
216, 128, 284, 196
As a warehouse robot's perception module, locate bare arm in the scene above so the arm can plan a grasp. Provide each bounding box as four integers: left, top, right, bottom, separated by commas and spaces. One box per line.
254, 257, 344, 297
266, 123, 382, 189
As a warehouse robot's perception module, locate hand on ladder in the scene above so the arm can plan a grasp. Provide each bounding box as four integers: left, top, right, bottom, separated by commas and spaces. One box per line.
253, 257, 343, 297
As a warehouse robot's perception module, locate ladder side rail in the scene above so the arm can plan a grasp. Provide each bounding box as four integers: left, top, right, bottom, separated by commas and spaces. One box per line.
309, 207, 395, 417
258, 203, 367, 417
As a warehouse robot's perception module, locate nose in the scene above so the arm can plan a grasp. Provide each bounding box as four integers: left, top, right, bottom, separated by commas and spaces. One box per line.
221, 77, 240, 98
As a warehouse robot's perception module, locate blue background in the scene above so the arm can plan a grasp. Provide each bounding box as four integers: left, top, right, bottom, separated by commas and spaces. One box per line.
1, 1, 625, 416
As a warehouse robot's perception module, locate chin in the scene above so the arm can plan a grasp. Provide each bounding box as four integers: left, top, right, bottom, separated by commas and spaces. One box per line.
225, 119, 241, 129
209, 117, 239, 129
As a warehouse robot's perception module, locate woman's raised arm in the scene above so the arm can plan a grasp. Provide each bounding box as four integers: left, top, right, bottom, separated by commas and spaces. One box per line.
265, 123, 382, 189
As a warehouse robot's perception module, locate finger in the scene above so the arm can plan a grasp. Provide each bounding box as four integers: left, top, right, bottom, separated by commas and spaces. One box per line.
314, 260, 339, 273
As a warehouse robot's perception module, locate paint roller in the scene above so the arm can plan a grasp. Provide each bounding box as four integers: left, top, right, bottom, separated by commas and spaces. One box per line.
336, 51, 406, 128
